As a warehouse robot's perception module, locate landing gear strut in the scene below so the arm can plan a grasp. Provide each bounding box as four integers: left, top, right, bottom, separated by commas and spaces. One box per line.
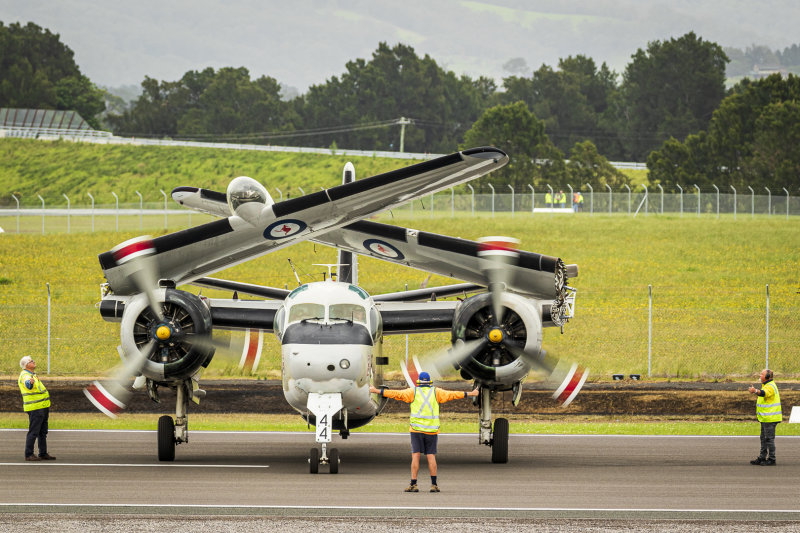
309, 443, 340, 474
157, 381, 191, 461
478, 387, 509, 464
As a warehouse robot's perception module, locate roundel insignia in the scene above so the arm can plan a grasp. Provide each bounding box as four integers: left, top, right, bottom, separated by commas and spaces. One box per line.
264, 219, 307, 240
363, 239, 404, 260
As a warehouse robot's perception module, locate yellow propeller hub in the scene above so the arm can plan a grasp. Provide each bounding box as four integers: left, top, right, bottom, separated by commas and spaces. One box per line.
488, 328, 503, 343
156, 325, 172, 340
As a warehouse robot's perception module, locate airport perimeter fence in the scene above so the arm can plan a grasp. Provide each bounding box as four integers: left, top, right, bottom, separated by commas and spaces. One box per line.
2, 282, 797, 381
1, 189, 798, 234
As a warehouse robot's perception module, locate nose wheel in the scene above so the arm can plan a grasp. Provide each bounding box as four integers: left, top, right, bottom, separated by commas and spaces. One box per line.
309, 443, 340, 474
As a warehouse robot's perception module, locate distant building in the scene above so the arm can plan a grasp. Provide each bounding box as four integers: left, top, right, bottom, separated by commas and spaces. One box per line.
0, 108, 110, 139
750, 65, 788, 79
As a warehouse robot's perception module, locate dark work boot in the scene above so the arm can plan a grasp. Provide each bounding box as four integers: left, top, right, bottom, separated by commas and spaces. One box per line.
763, 458, 776, 466
750, 457, 766, 465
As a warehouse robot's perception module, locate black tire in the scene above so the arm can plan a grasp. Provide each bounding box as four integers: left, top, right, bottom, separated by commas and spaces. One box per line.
309, 447, 319, 474
491, 417, 509, 464
157, 415, 175, 462
329, 448, 339, 474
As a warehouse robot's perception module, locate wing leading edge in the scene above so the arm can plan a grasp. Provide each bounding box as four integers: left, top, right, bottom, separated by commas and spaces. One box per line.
99, 147, 508, 294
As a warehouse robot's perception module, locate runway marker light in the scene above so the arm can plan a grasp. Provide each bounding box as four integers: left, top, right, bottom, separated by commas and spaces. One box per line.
612, 374, 624, 381
629, 374, 641, 380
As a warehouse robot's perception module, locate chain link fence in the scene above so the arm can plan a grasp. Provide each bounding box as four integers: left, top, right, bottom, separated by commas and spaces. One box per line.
3, 283, 796, 380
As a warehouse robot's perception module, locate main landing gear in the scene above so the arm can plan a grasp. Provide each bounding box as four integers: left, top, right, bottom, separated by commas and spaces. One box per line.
309, 443, 340, 474
478, 387, 509, 464
157, 381, 194, 461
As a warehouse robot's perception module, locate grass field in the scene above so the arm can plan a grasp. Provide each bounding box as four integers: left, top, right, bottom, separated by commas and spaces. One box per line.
2, 412, 798, 436
1, 211, 797, 380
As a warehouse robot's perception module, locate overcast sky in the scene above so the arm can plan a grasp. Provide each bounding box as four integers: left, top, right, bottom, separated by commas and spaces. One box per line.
2, 0, 799, 93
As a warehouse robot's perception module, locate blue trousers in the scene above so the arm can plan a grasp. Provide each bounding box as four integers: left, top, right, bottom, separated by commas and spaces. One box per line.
25, 407, 49, 458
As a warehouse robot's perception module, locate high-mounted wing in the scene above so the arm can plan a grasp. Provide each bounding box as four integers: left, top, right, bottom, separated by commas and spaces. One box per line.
99, 147, 508, 294
312, 220, 574, 301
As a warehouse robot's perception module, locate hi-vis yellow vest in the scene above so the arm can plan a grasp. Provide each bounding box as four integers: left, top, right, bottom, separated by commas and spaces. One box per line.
757, 380, 781, 423
410, 386, 440, 434
18, 370, 50, 412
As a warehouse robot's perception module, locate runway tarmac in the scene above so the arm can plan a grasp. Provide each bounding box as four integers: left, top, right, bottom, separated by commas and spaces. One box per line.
1, 428, 800, 525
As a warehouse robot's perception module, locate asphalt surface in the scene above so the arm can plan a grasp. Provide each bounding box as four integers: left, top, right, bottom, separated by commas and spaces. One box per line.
1, 428, 800, 530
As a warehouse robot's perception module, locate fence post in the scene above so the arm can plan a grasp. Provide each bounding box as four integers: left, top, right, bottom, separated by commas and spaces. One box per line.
547, 184, 554, 215
648, 284, 652, 377
623, 184, 631, 215
765, 283, 770, 368
730, 185, 737, 220
585, 183, 593, 215
46, 282, 51, 374
694, 184, 700, 217
712, 184, 719, 218
11, 194, 19, 233
135, 191, 143, 230
567, 184, 573, 211
275, 188, 283, 201
111, 192, 119, 232
765, 187, 771, 216
748, 186, 754, 217
298, 186, 305, 196
605, 184, 612, 215
488, 183, 495, 217
507, 184, 515, 217
87, 192, 95, 232
160, 189, 168, 230
656, 184, 663, 214
783, 187, 790, 219
677, 185, 683, 217
642, 184, 648, 216
37, 194, 45, 235
467, 185, 474, 216
62, 194, 70, 233
527, 184, 534, 216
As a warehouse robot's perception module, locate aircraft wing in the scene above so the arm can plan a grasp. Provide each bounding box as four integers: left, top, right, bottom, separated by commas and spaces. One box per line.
312, 220, 570, 300
99, 147, 508, 295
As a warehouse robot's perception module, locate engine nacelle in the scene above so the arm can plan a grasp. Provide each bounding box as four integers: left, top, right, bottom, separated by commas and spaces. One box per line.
119, 289, 215, 383
451, 292, 543, 389
227, 176, 273, 224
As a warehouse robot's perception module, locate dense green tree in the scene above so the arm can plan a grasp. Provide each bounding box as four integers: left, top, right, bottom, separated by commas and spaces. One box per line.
648, 74, 800, 190
462, 101, 567, 188
108, 67, 297, 139
0, 21, 105, 128
502, 55, 622, 159
620, 32, 728, 161
566, 140, 629, 188
298, 43, 494, 153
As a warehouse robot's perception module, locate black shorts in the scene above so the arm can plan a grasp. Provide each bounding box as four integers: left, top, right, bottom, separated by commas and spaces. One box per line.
410, 432, 438, 455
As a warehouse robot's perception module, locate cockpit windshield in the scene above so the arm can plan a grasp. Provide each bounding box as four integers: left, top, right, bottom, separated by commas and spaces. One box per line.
329, 303, 367, 323
287, 303, 325, 323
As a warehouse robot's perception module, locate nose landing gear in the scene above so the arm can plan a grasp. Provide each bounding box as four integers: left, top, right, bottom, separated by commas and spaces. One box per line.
309, 443, 340, 474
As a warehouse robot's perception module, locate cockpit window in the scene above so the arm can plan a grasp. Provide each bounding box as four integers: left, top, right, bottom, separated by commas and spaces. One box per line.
288, 303, 325, 323
329, 303, 366, 323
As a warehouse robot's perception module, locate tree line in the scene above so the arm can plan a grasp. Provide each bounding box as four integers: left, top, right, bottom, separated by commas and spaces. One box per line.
1, 21, 798, 191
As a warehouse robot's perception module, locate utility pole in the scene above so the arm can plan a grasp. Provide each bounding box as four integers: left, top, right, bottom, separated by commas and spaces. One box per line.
398, 117, 411, 152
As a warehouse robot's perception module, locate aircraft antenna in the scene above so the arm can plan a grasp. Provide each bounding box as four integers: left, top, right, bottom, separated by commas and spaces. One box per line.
287, 258, 302, 286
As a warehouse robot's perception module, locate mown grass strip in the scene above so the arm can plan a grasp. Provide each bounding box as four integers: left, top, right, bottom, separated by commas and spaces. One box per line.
2, 413, 798, 436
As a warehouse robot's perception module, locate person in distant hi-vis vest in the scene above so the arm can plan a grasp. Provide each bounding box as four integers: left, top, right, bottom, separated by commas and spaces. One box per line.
749, 368, 781, 465
18, 356, 56, 461
371, 372, 478, 492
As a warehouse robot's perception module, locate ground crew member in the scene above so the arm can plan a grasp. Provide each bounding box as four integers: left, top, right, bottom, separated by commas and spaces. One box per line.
545, 191, 552, 208
574, 191, 584, 212
749, 368, 781, 465
558, 190, 566, 208
370, 372, 478, 492
18, 356, 56, 461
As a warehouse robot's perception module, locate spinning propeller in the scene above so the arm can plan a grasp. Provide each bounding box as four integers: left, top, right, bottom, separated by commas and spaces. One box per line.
84, 237, 256, 417
403, 236, 588, 407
